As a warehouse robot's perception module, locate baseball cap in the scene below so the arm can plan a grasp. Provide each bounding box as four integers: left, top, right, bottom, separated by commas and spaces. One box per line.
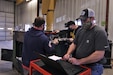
65, 21, 75, 27
79, 8, 95, 21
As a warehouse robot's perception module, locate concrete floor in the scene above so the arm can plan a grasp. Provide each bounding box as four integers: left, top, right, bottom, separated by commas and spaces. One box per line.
0, 40, 20, 75
0, 40, 113, 75
0, 60, 20, 75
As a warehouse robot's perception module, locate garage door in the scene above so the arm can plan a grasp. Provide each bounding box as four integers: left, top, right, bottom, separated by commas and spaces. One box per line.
0, 12, 14, 40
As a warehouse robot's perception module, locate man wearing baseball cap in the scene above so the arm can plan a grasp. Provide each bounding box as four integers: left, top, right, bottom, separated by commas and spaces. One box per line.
65, 21, 81, 41
63, 8, 110, 75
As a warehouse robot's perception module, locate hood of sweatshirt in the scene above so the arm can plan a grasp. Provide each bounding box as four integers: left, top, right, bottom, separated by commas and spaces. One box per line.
26, 27, 44, 37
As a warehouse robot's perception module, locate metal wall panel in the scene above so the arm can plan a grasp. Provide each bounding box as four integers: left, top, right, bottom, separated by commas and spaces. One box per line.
0, 0, 14, 40
0, 23, 5, 27
6, 31, 12, 36
15, 0, 37, 29
6, 17, 14, 23
0, 1, 14, 13
0, 17, 5, 22
53, 0, 106, 30
0, 12, 5, 17
0, 31, 5, 36
6, 13, 14, 18
6, 36, 12, 40
108, 0, 113, 59
0, 37, 5, 40
6, 23, 14, 27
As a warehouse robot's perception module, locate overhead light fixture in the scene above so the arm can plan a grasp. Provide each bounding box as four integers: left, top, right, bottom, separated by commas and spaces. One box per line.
0, 28, 4, 30
26, 0, 32, 2
7, 28, 13, 30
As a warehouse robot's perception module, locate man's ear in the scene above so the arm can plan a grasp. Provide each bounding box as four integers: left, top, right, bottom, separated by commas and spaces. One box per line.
41, 24, 44, 28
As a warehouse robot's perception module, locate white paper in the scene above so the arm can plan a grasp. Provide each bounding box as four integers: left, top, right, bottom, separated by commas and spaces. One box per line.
48, 55, 62, 61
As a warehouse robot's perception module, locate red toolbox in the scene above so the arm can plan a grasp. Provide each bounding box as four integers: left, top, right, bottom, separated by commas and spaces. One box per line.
29, 59, 91, 75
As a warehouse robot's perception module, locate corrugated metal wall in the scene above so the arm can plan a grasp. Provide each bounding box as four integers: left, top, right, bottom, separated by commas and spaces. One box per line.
108, 0, 113, 59
0, 0, 14, 40
15, 0, 37, 30
53, 0, 106, 30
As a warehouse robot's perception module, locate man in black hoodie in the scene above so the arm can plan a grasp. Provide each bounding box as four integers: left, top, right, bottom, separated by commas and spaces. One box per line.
22, 17, 58, 74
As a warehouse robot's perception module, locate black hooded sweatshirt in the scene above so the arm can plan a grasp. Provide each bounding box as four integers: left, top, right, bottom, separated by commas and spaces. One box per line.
22, 27, 55, 67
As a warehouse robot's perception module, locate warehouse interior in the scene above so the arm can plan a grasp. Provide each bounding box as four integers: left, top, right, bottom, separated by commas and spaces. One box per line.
0, 0, 113, 75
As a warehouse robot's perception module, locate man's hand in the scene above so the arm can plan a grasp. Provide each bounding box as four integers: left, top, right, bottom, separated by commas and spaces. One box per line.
52, 38, 59, 45
63, 54, 71, 60
68, 57, 80, 65
69, 38, 74, 42
49, 38, 59, 47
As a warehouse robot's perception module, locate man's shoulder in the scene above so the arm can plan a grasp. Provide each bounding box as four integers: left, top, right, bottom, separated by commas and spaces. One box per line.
93, 25, 106, 33
94, 25, 104, 31
93, 25, 108, 37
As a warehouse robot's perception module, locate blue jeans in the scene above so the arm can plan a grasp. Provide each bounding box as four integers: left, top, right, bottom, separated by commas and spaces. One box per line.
88, 63, 104, 75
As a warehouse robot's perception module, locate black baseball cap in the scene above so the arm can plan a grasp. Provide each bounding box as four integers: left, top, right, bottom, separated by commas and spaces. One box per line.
65, 21, 75, 27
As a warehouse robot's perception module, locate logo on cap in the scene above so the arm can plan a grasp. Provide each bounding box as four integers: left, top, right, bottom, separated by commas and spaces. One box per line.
81, 11, 86, 16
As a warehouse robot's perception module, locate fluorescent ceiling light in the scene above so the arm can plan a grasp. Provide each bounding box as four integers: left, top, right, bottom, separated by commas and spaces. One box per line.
0, 28, 4, 30
26, 0, 32, 2
7, 28, 13, 30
